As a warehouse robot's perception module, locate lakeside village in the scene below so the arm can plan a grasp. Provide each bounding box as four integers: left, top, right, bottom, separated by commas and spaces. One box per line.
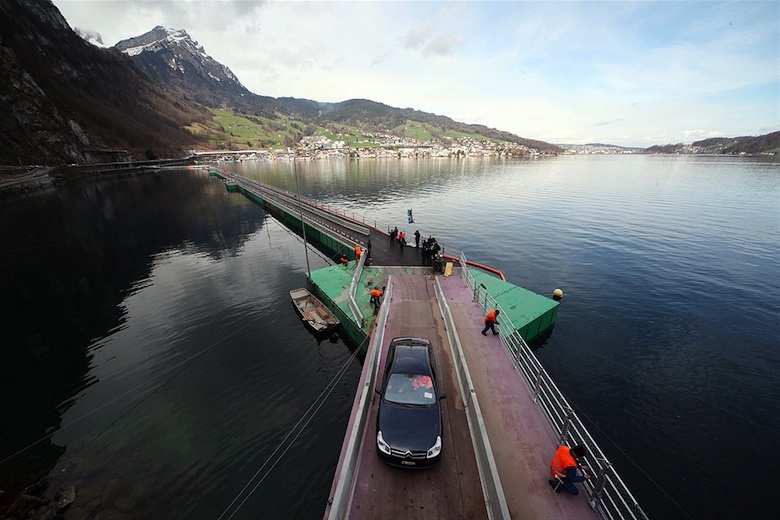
196, 129, 780, 162
197, 133, 556, 161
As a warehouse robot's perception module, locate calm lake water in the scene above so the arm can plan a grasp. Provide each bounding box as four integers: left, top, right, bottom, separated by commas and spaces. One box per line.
1, 155, 778, 519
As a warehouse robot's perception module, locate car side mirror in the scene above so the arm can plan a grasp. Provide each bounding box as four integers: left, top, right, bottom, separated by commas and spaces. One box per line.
439, 393, 447, 400
375, 387, 383, 396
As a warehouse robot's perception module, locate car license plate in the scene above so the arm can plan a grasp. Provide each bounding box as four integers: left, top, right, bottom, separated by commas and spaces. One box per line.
401, 461, 415, 466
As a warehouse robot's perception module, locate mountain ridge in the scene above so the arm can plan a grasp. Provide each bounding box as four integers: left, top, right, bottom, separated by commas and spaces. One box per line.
108, 25, 780, 157
1, 3, 777, 166
643, 132, 780, 155
114, 26, 563, 155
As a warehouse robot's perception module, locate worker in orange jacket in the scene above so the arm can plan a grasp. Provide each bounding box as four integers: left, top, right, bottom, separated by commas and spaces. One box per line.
549, 445, 590, 495
355, 245, 363, 261
481, 309, 500, 336
370, 286, 383, 309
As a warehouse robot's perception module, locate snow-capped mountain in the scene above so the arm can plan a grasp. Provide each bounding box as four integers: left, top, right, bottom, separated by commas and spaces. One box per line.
114, 26, 250, 107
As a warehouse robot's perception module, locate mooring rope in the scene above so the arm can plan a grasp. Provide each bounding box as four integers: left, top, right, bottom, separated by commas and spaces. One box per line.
571, 402, 696, 520
217, 337, 367, 520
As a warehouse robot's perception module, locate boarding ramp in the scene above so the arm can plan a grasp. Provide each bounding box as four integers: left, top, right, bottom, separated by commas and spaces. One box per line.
325, 274, 491, 519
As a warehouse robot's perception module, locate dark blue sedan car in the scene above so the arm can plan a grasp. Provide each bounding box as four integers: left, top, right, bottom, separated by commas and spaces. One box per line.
375, 337, 446, 468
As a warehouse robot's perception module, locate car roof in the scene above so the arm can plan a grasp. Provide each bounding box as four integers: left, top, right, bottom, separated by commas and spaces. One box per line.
389, 344, 433, 375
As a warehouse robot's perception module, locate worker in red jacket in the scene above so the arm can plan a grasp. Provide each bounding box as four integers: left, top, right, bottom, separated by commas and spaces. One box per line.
549, 445, 590, 495
481, 309, 500, 336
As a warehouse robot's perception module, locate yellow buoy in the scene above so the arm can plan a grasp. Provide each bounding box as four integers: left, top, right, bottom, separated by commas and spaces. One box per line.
553, 288, 564, 301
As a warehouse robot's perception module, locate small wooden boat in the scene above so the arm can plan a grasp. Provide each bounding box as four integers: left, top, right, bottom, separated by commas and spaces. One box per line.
290, 288, 340, 333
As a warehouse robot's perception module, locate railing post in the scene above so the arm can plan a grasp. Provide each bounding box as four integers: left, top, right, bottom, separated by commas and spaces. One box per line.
510, 333, 521, 370
588, 459, 612, 512
558, 407, 574, 445
532, 367, 543, 403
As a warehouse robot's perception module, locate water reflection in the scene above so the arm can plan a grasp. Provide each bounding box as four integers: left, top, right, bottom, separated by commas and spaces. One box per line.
0, 171, 266, 511
1, 156, 778, 519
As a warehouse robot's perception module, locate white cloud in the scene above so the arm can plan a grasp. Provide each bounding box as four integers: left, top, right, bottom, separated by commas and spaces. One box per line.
422, 33, 462, 57
683, 129, 724, 141
402, 21, 435, 51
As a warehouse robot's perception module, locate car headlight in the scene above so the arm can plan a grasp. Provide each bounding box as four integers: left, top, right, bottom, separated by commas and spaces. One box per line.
426, 436, 442, 459
376, 431, 392, 455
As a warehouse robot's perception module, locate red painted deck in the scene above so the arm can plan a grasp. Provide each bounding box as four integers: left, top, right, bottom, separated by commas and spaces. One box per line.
326, 272, 600, 519
438, 275, 600, 519
346, 274, 487, 519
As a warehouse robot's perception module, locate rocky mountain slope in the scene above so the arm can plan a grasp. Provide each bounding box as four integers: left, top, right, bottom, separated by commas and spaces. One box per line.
114, 26, 253, 111
0, 0, 213, 165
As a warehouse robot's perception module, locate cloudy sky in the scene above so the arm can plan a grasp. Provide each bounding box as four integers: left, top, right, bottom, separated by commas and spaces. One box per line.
52, 0, 779, 147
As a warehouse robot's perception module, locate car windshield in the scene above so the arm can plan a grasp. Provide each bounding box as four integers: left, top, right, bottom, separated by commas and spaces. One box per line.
384, 373, 436, 406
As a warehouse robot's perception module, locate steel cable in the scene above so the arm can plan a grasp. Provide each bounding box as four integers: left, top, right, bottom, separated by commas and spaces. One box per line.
218, 337, 366, 520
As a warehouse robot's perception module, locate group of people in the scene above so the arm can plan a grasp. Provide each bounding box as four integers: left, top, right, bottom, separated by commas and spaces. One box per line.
386, 227, 446, 264
389, 227, 410, 252
421, 236, 441, 266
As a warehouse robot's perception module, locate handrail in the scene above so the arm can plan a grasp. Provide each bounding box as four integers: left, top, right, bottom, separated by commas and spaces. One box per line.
220, 172, 371, 241
218, 169, 468, 265
459, 251, 648, 520
348, 251, 367, 328
443, 253, 506, 281
220, 170, 368, 329
326, 277, 394, 519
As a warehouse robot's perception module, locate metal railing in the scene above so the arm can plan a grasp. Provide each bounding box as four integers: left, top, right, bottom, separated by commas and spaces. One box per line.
326, 277, 394, 519
218, 170, 368, 329
347, 250, 367, 328
215, 168, 464, 260
224, 173, 370, 240
459, 251, 649, 520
